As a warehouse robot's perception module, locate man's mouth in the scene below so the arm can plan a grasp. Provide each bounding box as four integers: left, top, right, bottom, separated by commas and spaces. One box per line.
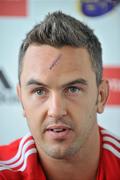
44, 124, 72, 140
46, 124, 71, 132
47, 128, 69, 132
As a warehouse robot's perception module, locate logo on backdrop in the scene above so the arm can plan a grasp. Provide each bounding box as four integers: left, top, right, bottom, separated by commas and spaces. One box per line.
77, 0, 120, 17
103, 67, 120, 106
0, 70, 18, 104
0, 0, 27, 17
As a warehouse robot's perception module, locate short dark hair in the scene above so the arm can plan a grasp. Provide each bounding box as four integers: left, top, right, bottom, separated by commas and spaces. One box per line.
18, 11, 102, 86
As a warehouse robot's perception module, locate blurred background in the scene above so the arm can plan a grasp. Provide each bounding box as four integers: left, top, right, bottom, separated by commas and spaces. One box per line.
0, 0, 120, 144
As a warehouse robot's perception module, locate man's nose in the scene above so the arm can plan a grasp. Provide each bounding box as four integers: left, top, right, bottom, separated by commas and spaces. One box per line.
47, 93, 67, 119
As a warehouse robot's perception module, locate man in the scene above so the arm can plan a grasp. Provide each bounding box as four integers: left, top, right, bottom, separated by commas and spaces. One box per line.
0, 11, 120, 180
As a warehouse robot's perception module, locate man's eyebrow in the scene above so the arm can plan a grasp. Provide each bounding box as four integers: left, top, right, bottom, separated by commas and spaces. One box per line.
25, 79, 48, 87
62, 79, 88, 87
25, 78, 88, 88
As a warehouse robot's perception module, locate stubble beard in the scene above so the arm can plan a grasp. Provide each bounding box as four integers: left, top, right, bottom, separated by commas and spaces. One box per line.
37, 122, 96, 160
35, 109, 97, 160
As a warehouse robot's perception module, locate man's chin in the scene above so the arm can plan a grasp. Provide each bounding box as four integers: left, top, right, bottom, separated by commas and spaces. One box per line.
41, 143, 80, 160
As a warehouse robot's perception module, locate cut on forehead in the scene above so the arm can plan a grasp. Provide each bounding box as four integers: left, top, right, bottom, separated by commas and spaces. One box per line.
49, 54, 62, 70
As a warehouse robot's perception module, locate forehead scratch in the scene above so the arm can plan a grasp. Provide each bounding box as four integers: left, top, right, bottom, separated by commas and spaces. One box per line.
49, 54, 62, 70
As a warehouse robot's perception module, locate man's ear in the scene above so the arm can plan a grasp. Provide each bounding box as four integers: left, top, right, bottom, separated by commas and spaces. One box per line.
97, 80, 109, 114
16, 84, 21, 102
16, 84, 26, 117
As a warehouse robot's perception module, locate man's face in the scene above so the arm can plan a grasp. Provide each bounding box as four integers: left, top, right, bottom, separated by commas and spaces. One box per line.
17, 45, 106, 159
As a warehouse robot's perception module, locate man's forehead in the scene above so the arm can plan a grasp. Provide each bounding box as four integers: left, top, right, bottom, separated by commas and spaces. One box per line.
23, 45, 90, 66
21, 45, 93, 81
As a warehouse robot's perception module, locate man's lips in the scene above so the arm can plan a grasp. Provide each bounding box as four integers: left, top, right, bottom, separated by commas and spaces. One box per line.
44, 124, 73, 140
45, 124, 72, 132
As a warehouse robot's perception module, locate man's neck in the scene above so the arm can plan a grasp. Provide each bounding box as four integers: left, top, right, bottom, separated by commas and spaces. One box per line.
38, 125, 100, 180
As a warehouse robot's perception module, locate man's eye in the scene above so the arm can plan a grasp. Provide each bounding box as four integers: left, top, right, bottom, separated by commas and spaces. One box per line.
34, 88, 46, 96
66, 86, 80, 95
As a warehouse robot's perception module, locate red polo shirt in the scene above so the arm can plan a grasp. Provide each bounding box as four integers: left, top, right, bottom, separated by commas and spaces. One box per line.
0, 127, 120, 179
